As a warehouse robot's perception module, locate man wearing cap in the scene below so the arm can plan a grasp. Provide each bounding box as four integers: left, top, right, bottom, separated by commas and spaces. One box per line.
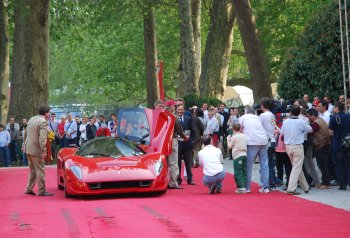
165, 100, 176, 114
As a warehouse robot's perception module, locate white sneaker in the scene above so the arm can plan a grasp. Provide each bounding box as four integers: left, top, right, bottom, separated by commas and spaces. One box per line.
259, 188, 270, 193
246, 189, 251, 193
235, 188, 247, 194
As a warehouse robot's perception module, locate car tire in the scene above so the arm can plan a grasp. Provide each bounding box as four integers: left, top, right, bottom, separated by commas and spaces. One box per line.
58, 184, 64, 190
64, 181, 73, 198
57, 176, 64, 190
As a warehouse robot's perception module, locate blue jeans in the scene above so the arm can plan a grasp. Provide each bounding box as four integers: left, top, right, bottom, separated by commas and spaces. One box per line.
202, 170, 226, 189
246, 145, 269, 190
22, 153, 28, 166
0, 146, 11, 167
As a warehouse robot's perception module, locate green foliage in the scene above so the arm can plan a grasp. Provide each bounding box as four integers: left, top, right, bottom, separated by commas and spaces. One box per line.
252, 0, 333, 79
49, 0, 183, 106
183, 94, 222, 108
278, 1, 346, 100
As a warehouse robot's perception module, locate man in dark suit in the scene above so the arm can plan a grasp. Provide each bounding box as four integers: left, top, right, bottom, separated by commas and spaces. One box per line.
176, 104, 196, 185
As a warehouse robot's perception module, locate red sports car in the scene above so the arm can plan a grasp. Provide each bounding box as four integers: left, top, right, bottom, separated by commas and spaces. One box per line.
57, 108, 175, 198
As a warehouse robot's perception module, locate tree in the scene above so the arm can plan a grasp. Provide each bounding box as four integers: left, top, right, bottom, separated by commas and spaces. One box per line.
192, 0, 201, 94
199, 0, 235, 98
178, 0, 198, 95
8, 0, 50, 120
143, 2, 159, 108
278, 1, 347, 101
232, 0, 272, 100
251, 0, 333, 79
0, 0, 9, 123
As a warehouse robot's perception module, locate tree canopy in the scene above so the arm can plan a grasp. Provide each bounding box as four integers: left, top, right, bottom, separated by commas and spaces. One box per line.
277, 1, 346, 100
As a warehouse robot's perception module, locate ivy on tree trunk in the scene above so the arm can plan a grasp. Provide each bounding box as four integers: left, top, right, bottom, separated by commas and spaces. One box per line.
0, 0, 10, 123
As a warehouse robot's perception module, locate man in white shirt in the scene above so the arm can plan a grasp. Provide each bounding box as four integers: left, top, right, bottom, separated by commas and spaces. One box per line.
79, 116, 88, 145
0, 124, 11, 167
260, 98, 283, 187
48, 113, 59, 160
323, 96, 334, 113
108, 113, 118, 137
280, 105, 313, 195
317, 100, 331, 125
63, 113, 78, 147
239, 105, 270, 193
303, 94, 313, 109
204, 108, 220, 147
198, 135, 225, 194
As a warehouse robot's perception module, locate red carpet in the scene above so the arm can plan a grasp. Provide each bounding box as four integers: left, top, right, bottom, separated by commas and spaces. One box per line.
0, 166, 349, 238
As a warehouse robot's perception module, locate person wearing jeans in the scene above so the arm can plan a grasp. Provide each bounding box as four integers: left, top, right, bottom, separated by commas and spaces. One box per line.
0, 124, 11, 167
239, 106, 270, 193
259, 97, 283, 187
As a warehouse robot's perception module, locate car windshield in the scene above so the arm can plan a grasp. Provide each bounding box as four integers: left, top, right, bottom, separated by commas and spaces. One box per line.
117, 108, 150, 144
76, 137, 145, 158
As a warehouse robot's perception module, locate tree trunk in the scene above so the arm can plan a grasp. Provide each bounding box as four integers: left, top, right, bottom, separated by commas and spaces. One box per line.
178, 0, 198, 96
192, 0, 201, 94
199, 0, 235, 99
232, 0, 272, 100
143, 6, 159, 108
0, 0, 9, 124
8, 0, 50, 122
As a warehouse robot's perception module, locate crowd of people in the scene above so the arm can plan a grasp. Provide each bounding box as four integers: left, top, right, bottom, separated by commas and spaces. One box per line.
1, 93, 350, 196
157, 94, 350, 194
0, 112, 118, 166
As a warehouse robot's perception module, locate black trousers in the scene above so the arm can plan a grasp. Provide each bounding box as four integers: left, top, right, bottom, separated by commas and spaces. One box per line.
275, 151, 292, 187
177, 141, 194, 183
315, 145, 331, 186
334, 147, 350, 186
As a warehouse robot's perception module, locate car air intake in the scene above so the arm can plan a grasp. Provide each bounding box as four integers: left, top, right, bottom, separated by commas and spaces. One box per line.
88, 180, 153, 190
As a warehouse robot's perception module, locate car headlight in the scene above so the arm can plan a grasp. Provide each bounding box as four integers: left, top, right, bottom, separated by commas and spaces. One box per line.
154, 159, 163, 176
70, 165, 82, 180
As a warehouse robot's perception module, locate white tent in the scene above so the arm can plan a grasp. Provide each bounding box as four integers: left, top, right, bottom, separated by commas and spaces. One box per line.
222, 85, 254, 107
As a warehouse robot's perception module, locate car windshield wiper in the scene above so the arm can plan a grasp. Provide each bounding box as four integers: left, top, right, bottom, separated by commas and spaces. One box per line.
84, 152, 110, 157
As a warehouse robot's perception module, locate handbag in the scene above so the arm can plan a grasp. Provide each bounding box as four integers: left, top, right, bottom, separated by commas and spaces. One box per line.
341, 132, 350, 149
48, 131, 55, 142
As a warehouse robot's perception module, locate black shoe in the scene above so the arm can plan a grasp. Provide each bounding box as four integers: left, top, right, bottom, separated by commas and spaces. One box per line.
216, 186, 222, 193
24, 191, 36, 195
187, 181, 196, 185
339, 185, 347, 190
209, 184, 217, 194
177, 179, 182, 185
38, 192, 54, 196
287, 190, 301, 195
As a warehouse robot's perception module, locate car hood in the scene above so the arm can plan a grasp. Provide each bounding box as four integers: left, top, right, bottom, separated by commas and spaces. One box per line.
66, 154, 163, 182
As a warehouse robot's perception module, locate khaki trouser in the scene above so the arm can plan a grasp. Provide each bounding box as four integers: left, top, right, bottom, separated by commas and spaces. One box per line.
286, 144, 309, 192
168, 138, 180, 188
25, 154, 46, 194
